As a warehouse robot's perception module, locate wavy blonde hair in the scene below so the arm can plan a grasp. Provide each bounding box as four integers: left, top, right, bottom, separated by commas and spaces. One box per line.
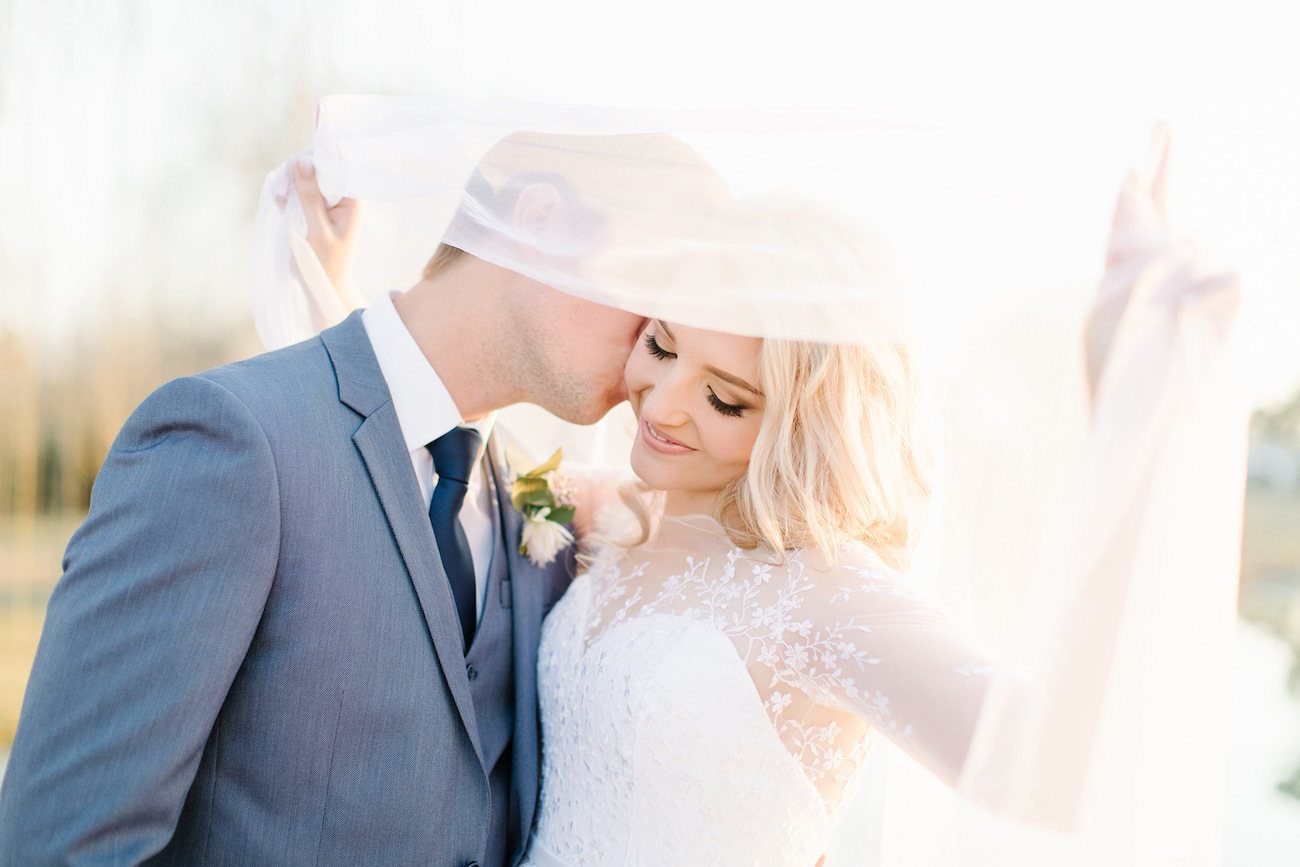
616, 194, 932, 572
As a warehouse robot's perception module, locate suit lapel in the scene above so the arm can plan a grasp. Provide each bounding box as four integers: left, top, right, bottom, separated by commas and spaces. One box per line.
486, 437, 546, 847
321, 314, 486, 771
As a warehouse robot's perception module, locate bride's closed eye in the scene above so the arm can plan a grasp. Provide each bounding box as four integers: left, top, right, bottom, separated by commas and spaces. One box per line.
645, 332, 751, 418
643, 332, 674, 360
706, 390, 747, 418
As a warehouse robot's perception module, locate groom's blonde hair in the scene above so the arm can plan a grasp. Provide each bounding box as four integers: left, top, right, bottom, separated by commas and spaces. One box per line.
423, 130, 728, 283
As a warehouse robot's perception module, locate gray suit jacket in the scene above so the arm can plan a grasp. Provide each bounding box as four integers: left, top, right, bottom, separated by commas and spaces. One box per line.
0, 313, 572, 866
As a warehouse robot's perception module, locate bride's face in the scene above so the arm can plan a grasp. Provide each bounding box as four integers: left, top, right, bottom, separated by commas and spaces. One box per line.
625, 320, 764, 514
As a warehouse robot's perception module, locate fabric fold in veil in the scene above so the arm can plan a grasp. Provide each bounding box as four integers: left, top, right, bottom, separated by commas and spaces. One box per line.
250, 97, 1245, 866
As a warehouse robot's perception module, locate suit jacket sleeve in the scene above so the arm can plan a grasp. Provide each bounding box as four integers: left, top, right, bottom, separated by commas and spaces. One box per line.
0, 375, 281, 866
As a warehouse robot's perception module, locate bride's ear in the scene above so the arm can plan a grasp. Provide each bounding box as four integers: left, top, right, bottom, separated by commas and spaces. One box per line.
511, 181, 568, 261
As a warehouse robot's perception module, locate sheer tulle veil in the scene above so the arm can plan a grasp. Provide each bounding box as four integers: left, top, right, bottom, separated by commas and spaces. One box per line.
250, 97, 1245, 865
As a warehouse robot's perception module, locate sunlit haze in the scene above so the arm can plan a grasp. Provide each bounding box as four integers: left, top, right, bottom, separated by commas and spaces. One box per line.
1, 0, 1297, 405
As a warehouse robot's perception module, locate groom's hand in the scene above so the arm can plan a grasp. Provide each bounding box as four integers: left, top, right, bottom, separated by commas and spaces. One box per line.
293, 159, 364, 308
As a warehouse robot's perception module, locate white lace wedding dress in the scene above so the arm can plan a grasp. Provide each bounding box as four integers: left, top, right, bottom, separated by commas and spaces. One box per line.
522, 511, 996, 866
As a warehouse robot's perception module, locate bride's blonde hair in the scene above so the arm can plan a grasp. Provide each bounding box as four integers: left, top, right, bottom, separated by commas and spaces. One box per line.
618, 194, 932, 572
730, 335, 930, 571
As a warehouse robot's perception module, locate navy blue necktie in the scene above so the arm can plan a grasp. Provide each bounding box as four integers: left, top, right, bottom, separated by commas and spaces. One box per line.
427, 427, 483, 652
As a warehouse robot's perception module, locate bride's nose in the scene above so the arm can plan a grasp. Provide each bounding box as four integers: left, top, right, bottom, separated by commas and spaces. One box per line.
639, 370, 693, 428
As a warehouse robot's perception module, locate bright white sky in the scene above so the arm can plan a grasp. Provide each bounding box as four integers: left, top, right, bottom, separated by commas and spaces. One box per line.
1, 0, 1297, 406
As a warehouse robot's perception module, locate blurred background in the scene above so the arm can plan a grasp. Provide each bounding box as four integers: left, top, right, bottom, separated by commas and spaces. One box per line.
1, 1, 1298, 863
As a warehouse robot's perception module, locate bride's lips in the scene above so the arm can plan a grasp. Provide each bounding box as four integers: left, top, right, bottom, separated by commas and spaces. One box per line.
639, 418, 696, 455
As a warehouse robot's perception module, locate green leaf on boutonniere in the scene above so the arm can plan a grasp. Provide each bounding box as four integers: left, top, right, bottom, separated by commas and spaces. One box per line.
527, 448, 563, 477
513, 487, 555, 510
506, 445, 576, 566
506, 445, 563, 479
510, 478, 549, 507
547, 505, 576, 525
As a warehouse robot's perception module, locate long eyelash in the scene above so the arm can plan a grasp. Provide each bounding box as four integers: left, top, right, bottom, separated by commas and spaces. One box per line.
708, 390, 747, 418
643, 332, 674, 360
644, 332, 745, 417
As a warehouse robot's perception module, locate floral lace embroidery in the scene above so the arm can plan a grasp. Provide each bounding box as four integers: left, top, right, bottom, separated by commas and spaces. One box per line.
573, 515, 991, 808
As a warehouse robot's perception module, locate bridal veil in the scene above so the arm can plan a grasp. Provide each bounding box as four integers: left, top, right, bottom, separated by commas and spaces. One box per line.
250, 97, 1245, 866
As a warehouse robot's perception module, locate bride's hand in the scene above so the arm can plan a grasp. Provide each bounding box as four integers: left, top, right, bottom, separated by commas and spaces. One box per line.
1084, 127, 1172, 397
1084, 127, 1240, 402
293, 160, 365, 309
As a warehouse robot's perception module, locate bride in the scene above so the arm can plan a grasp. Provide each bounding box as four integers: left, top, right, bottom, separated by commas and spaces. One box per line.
262, 101, 1243, 866
527, 218, 980, 865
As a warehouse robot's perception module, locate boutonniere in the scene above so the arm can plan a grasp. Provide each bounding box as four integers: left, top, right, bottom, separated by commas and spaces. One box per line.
506, 445, 578, 566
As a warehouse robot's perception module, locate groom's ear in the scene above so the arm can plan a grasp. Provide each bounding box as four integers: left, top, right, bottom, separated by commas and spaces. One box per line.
511, 182, 568, 261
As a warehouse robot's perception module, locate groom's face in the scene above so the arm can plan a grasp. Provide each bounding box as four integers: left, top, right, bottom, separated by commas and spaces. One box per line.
518, 283, 644, 425
474, 132, 727, 423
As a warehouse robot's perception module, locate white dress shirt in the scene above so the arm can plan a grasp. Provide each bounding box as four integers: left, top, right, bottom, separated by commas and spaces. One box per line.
362, 292, 496, 620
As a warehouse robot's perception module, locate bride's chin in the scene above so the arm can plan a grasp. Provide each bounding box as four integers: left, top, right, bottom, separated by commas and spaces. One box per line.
628, 443, 672, 492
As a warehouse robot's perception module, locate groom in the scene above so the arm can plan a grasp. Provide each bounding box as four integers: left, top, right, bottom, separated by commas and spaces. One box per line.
0, 132, 726, 865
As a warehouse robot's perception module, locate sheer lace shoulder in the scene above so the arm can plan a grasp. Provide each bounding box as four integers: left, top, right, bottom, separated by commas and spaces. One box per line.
576, 510, 997, 808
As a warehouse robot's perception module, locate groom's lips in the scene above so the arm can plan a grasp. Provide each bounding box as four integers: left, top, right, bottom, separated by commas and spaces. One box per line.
640, 419, 696, 455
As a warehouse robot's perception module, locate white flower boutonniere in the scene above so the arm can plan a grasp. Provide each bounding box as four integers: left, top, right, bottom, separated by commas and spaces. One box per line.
507, 445, 578, 566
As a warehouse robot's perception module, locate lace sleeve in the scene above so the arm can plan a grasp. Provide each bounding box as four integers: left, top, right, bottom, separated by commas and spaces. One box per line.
766, 548, 998, 789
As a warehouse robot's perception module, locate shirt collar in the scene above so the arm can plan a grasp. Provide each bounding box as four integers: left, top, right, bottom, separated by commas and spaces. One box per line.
361, 291, 495, 456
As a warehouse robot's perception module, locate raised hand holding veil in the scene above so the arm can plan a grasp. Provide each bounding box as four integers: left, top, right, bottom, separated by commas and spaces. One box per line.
250, 98, 1244, 866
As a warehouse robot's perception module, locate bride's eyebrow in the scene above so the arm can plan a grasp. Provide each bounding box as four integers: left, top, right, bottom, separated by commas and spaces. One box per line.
705, 366, 762, 397
658, 320, 762, 396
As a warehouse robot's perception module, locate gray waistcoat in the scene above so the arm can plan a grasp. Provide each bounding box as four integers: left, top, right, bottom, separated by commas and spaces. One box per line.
464, 473, 517, 867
